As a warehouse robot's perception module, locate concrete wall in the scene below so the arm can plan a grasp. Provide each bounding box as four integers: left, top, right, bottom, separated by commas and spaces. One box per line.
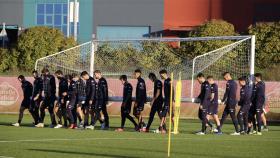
93, 0, 164, 37
0, 0, 23, 26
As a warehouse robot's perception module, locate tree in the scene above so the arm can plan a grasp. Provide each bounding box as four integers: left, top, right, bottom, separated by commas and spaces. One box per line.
179, 20, 238, 60
0, 48, 19, 72
17, 26, 77, 71
248, 22, 280, 68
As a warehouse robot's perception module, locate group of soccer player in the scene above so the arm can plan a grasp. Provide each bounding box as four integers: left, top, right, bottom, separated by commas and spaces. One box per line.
12, 68, 173, 134
195, 72, 268, 135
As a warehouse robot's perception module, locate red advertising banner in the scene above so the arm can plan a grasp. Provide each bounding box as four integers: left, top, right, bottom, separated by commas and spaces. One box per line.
1, 77, 280, 119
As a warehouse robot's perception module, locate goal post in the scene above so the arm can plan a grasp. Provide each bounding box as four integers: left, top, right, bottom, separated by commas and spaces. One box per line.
35, 35, 255, 102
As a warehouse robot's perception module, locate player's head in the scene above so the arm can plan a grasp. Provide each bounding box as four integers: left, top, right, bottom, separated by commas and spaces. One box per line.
254, 73, 262, 82
72, 73, 79, 81
207, 75, 215, 84
148, 73, 157, 82
55, 70, 63, 78
196, 73, 205, 84
119, 75, 127, 85
32, 70, 39, 78
238, 76, 247, 86
81, 71, 89, 80
134, 69, 141, 79
223, 72, 232, 81
159, 69, 168, 80
65, 74, 73, 83
41, 68, 49, 75
18, 75, 25, 82
94, 70, 102, 79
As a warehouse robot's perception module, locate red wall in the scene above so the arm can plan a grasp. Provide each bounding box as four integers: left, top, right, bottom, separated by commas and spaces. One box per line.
164, 0, 280, 33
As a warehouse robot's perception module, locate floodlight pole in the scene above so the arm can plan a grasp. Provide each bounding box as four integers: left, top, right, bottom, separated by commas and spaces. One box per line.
250, 35, 255, 85
89, 41, 95, 77
73, 0, 78, 41
67, 0, 70, 37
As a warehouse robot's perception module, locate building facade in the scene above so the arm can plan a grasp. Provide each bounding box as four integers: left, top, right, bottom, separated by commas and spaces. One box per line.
0, 0, 280, 44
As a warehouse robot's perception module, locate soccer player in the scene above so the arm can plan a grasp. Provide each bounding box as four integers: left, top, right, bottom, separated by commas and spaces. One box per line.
141, 73, 163, 132
84, 73, 97, 130
93, 70, 109, 130
12, 75, 33, 127
66, 74, 78, 129
159, 70, 173, 134
195, 73, 211, 135
75, 71, 89, 128
195, 73, 213, 132
220, 72, 240, 135
206, 76, 222, 134
36, 68, 57, 128
237, 76, 252, 135
251, 73, 266, 135
115, 75, 138, 132
133, 69, 147, 130
54, 70, 68, 128
30, 70, 43, 126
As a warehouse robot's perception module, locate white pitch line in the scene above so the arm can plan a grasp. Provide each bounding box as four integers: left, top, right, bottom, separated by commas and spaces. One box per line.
0, 137, 279, 143
0, 156, 15, 158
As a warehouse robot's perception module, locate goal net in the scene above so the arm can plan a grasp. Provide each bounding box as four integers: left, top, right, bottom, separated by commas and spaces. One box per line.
35, 36, 255, 101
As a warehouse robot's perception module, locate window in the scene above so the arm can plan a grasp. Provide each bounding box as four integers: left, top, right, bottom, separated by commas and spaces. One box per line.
54, 4, 62, 14
37, 4, 44, 14
37, 15, 44, 25
36, 3, 77, 36
46, 4, 53, 14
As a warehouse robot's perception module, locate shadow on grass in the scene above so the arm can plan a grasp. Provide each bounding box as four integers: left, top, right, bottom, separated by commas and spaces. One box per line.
28, 148, 141, 158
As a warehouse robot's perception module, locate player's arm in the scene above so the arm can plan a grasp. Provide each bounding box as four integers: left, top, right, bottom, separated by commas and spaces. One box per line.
123, 85, 132, 107
89, 81, 96, 104
102, 79, 109, 102
221, 83, 230, 103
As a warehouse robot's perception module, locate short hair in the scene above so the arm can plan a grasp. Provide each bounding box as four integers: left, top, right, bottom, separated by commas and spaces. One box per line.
32, 70, 38, 74
159, 69, 167, 74
207, 75, 214, 79
238, 76, 247, 81
80, 71, 88, 77
72, 73, 79, 78
134, 69, 141, 74
222, 72, 230, 76
18, 75, 25, 80
148, 73, 157, 81
196, 73, 204, 78
94, 70, 101, 74
55, 70, 63, 75
41, 68, 49, 74
65, 74, 73, 81
254, 73, 262, 79
119, 75, 127, 81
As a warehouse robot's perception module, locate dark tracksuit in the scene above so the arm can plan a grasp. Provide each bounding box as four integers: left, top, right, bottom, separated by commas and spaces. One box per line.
162, 78, 173, 117
146, 79, 163, 130
208, 83, 219, 115
67, 80, 77, 125
120, 81, 138, 129
237, 85, 252, 133
251, 81, 266, 132
93, 77, 109, 127
200, 82, 211, 133
30, 77, 43, 124
220, 80, 239, 132
84, 77, 96, 126
76, 79, 87, 107
133, 77, 147, 116
197, 81, 207, 120
197, 81, 212, 128
40, 74, 57, 125
18, 80, 33, 124
57, 77, 68, 126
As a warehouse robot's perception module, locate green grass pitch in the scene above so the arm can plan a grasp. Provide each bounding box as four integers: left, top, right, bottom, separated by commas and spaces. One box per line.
0, 114, 280, 158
